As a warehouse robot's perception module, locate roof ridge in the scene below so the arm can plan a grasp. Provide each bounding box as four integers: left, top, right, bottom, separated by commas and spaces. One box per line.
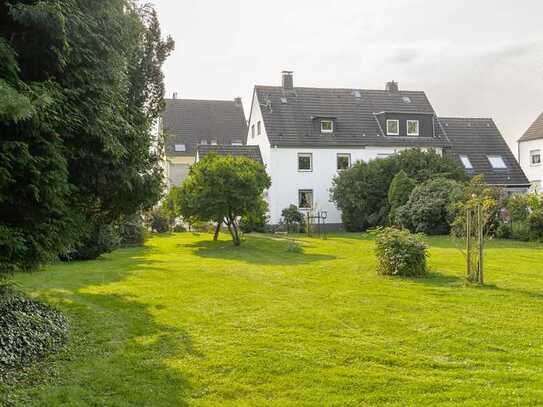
254, 85, 426, 93
165, 98, 242, 104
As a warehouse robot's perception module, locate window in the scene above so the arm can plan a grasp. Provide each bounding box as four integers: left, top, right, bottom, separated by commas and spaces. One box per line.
174, 144, 186, 152
407, 120, 419, 136
459, 155, 473, 169
200, 139, 208, 145
251, 124, 255, 138
257, 121, 261, 135
232, 139, 242, 146
337, 153, 351, 170
298, 153, 312, 171
298, 189, 313, 209
487, 155, 507, 169
531, 150, 541, 166
386, 119, 399, 135
321, 120, 333, 133
211, 139, 218, 146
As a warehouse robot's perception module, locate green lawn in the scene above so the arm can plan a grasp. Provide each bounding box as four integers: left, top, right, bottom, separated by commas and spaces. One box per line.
3, 233, 543, 406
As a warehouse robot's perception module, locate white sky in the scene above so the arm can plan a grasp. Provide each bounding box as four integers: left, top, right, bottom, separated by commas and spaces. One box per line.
152, 0, 543, 154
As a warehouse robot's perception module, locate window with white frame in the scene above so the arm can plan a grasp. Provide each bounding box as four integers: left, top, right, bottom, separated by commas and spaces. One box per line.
386, 119, 399, 135
200, 139, 208, 145
487, 155, 507, 169
231, 139, 242, 146
298, 189, 313, 209
257, 121, 261, 135
407, 120, 419, 136
251, 124, 255, 138
174, 144, 186, 152
320, 120, 333, 133
530, 150, 541, 166
337, 153, 351, 170
459, 155, 473, 169
211, 139, 218, 146
298, 153, 312, 171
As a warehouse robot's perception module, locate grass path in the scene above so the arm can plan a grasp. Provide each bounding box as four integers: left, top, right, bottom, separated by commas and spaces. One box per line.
3, 233, 543, 406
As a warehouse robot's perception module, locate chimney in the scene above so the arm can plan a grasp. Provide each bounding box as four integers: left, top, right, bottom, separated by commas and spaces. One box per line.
282, 71, 294, 90
385, 81, 399, 93
234, 97, 242, 107
172, 92, 178, 99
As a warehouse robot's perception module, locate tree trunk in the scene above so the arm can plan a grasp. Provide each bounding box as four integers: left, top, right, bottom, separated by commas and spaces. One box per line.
213, 219, 222, 241
226, 216, 241, 246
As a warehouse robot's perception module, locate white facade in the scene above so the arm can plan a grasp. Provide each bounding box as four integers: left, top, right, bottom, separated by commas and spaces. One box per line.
246, 89, 441, 225
518, 139, 543, 193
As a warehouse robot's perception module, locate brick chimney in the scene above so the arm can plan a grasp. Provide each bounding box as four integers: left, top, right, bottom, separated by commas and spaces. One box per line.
282, 71, 294, 90
385, 81, 399, 93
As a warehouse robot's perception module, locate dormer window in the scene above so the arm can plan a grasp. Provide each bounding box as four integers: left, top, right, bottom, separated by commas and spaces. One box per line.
407, 120, 419, 136
174, 144, 186, 152
386, 120, 399, 136
459, 155, 473, 169
321, 120, 333, 133
487, 155, 506, 169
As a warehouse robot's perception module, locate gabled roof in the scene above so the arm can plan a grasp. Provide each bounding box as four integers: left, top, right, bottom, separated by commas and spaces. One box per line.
441, 117, 530, 187
254, 85, 449, 148
519, 112, 543, 142
197, 145, 263, 164
162, 98, 247, 156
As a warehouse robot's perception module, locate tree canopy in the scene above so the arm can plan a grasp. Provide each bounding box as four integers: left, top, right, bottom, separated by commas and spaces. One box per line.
175, 154, 271, 245
0, 0, 174, 273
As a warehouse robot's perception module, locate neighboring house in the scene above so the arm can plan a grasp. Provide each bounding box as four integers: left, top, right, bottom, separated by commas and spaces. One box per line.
196, 144, 263, 163
161, 97, 247, 190
518, 112, 543, 193
246, 71, 529, 227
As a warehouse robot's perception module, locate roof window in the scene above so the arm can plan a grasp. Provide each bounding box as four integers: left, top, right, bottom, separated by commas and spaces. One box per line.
459, 155, 473, 169
487, 155, 506, 169
174, 144, 186, 152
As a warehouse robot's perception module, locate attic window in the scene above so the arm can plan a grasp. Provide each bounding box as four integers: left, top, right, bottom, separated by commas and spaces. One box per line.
211, 139, 218, 145
487, 155, 507, 169
407, 120, 419, 136
386, 120, 399, 136
200, 139, 208, 145
321, 120, 333, 133
353, 90, 361, 98
280, 97, 288, 104
232, 139, 242, 146
459, 155, 473, 169
530, 150, 541, 166
174, 144, 186, 152
402, 96, 411, 103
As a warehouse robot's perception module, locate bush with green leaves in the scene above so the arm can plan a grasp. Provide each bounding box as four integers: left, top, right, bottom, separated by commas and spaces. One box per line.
374, 227, 428, 277
528, 209, 543, 241
330, 149, 466, 231
396, 178, 463, 235
62, 223, 121, 261
388, 170, 416, 224
118, 214, 147, 246
148, 208, 172, 233
281, 205, 305, 233
0, 294, 68, 372
240, 199, 269, 233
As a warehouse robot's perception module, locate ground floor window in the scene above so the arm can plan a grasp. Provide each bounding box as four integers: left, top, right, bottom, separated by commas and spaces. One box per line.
337, 153, 351, 170
298, 189, 313, 209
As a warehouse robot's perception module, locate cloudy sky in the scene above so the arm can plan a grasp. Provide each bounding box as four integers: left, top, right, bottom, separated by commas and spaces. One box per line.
152, 0, 543, 154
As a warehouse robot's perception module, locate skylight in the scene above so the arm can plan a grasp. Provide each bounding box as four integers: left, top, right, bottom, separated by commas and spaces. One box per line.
174, 144, 186, 152
487, 155, 506, 169
353, 90, 361, 98
402, 96, 411, 104
459, 155, 473, 169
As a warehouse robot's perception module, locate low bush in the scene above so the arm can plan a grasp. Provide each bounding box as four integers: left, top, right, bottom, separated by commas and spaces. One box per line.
374, 227, 428, 277
0, 294, 68, 373
62, 223, 121, 261
528, 209, 543, 241
286, 240, 303, 253
172, 223, 186, 233
240, 199, 269, 233
281, 205, 305, 233
148, 208, 172, 233
118, 214, 147, 246
495, 223, 512, 239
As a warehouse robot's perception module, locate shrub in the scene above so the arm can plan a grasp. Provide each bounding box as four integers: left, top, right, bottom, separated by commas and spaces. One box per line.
281, 205, 305, 233
0, 294, 68, 372
495, 223, 512, 239
172, 223, 186, 233
528, 209, 543, 241
148, 208, 172, 233
118, 214, 147, 246
375, 227, 428, 277
240, 199, 269, 233
388, 170, 416, 224
62, 223, 121, 261
397, 178, 463, 235
286, 240, 303, 253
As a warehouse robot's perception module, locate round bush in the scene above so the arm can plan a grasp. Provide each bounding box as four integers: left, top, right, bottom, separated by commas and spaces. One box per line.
0, 295, 68, 372
374, 227, 428, 277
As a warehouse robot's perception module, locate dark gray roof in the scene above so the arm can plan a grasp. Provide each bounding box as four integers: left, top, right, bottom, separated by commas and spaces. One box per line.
519, 112, 543, 142
197, 145, 263, 164
162, 98, 247, 156
441, 117, 530, 187
254, 86, 450, 148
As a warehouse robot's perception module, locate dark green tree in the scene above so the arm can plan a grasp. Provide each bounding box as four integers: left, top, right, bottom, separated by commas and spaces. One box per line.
388, 170, 416, 224
176, 154, 271, 246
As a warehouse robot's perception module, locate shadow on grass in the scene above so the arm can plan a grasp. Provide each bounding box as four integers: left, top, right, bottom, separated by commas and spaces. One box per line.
180, 235, 337, 265
397, 271, 465, 287
6, 247, 195, 406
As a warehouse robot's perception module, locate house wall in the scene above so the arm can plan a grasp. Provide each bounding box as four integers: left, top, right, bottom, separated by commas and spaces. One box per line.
246, 89, 272, 168
165, 156, 195, 190
266, 146, 441, 225
519, 139, 543, 193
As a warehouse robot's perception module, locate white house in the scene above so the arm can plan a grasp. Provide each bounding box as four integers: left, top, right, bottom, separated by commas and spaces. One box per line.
246, 72, 529, 228
518, 112, 543, 193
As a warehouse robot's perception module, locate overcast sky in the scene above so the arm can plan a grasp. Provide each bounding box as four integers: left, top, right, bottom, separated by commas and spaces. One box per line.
152, 0, 543, 154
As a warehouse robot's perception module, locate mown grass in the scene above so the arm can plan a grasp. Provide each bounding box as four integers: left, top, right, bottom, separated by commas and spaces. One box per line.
3, 233, 543, 406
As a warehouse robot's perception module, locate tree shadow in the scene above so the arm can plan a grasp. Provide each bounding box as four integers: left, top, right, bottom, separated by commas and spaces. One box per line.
390, 271, 465, 288
179, 236, 336, 265
7, 248, 196, 406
